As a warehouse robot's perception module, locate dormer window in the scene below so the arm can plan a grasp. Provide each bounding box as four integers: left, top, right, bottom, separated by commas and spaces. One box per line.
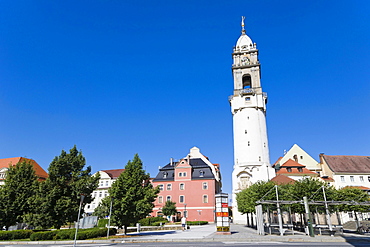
199, 170, 204, 177
287, 168, 292, 172
163, 172, 168, 178
298, 168, 303, 172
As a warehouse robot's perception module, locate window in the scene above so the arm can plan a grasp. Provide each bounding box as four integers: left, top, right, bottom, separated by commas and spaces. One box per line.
248, 141, 250, 146
104, 192, 108, 197
368, 176, 370, 182
203, 182, 208, 190
99, 192, 102, 197
348, 212, 353, 218
199, 170, 204, 177
167, 184, 172, 190
245, 97, 251, 102
300, 156, 303, 159
163, 172, 168, 178
158, 196, 163, 203
179, 172, 182, 177
159, 184, 164, 191
203, 195, 208, 203
105, 181, 109, 186
287, 168, 292, 173
179, 195, 185, 203
245, 130, 247, 134
350, 176, 354, 182
183, 172, 187, 177
259, 156, 261, 162
341, 176, 345, 182
298, 168, 303, 172
179, 183, 185, 190
166, 196, 171, 201
100, 181, 104, 187
94, 192, 97, 198
360, 176, 364, 182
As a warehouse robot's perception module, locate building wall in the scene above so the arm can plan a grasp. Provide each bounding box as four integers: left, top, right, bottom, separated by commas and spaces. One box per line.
332, 174, 370, 189
279, 144, 321, 173
85, 171, 116, 214
152, 178, 217, 222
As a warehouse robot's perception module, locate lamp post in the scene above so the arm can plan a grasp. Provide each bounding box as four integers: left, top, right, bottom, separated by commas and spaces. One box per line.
73, 194, 85, 247
107, 197, 114, 239
197, 210, 202, 225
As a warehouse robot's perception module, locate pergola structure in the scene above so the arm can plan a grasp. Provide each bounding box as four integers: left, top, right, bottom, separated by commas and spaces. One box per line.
254, 185, 370, 236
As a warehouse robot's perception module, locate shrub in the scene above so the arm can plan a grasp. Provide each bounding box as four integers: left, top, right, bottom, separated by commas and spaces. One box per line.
0, 230, 33, 240
187, 221, 208, 225
138, 216, 166, 226
97, 219, 109, 227
30, 231, 57, 241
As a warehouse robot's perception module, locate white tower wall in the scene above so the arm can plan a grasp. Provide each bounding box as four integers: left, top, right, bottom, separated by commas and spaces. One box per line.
230, 19, 275, 224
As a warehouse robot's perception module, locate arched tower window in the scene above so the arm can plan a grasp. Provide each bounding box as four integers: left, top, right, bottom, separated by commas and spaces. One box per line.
242, 74, 252, 88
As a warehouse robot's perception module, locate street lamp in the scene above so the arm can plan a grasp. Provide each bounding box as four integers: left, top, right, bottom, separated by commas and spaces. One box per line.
197, 210, 202, 225
73, 194, 85, 247
107, 197, 114, 239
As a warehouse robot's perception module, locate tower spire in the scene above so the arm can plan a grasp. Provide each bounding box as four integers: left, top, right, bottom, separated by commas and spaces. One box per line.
241, 16, 246, 34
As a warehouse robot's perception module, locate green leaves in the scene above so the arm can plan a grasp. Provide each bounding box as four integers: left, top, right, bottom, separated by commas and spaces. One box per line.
109, 154, 159, 231
162, 201, 177, 217
0, 161, 38, 229
24, 145, 99, 229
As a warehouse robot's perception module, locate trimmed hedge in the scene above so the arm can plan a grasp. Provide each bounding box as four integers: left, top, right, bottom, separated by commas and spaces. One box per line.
138, 217, 167, 226
187, 221, 208, 225
97, 219, 109, 228
30, 231, 57, 241
29, 228, 117, 241
0, 230, 33, 240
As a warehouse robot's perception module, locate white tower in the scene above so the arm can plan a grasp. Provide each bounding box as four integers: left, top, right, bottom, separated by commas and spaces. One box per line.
229, 17, 275, 224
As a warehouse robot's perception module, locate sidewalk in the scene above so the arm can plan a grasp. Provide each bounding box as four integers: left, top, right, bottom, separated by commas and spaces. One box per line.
2, 224, 370, 244
121, 223, 370, 243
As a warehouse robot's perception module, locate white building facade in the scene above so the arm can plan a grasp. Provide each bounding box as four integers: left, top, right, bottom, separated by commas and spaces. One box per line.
229, 18, 275, 224
84, 169, 124, 215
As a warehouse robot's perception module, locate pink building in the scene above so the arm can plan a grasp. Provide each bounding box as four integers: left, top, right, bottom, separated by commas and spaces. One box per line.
151, 147, 222, 223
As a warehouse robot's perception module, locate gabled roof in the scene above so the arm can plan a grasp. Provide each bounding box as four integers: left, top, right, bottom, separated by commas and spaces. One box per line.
271, 174, 296, 185
276, 159, 318, 176
0, 157, 48, 181
101, 169, 125, 179
322, 155, 370, 173
280, 159, 305, 168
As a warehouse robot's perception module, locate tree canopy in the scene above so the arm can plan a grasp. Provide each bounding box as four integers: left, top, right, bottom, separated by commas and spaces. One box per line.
24, 145, 99, 229
162, 200, 177, 219
109, 154, 159, 232
236, 177, 369, 215
0, 161, 38, 230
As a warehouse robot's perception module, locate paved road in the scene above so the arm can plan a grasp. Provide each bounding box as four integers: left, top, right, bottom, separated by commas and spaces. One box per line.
4, 242, 370, 247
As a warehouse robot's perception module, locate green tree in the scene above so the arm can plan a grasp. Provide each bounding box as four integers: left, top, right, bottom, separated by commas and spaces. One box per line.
92, 199, 110, 219
24, 145, 99, 229
109, 154, 159, 233
162, 201, 177, 221
0, 161, 39, 230
236, 180, 276, 214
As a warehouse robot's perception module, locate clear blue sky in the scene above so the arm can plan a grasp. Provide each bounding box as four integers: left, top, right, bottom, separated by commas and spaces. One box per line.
1, 0, 369, 195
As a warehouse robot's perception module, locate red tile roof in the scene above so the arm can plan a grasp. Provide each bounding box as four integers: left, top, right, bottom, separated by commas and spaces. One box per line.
271, 174, 296, 185
322, 155, 370, 173
102, 169, 125, 179
320, 176, 334, 182
272, 157, 282, 168
0, 157, 48, 181
343, 186, 370, 191
276, 159, 319, 176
